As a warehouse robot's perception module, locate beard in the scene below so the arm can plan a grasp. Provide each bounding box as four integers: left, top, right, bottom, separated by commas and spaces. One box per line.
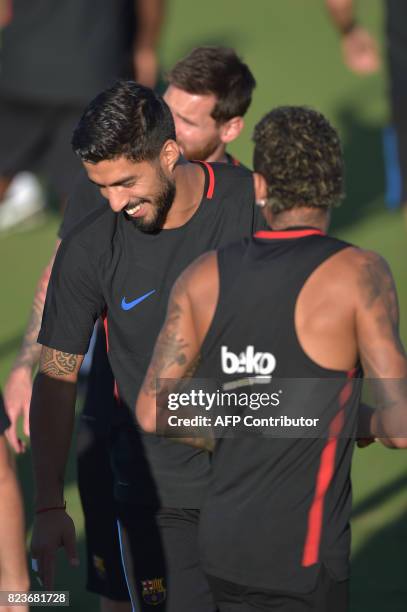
179, 136, 221, 162
127, 169, 176, 233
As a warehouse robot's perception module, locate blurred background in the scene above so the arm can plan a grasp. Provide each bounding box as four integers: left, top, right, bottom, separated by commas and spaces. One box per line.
0, 0, 406, 610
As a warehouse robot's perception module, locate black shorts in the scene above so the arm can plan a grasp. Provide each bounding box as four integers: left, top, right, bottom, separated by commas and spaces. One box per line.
117, 504, 216, 612
0, 95, 82, 200
76, 418, 130, 602
206, 565, 349, 612
77, 418, 216, 610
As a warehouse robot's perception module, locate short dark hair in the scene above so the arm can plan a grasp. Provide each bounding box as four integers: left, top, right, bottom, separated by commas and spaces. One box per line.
72, 81, 176, 163
253, 106, 344, 213
167, 46, 256, 124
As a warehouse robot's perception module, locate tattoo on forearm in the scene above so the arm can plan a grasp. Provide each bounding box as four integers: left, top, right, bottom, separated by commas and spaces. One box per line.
40, 348, 79, 377
13, 263, 53, 371
144, 297, 190, 397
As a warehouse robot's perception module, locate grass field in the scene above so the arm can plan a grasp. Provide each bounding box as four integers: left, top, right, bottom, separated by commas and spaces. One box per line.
0, 0, 406, 609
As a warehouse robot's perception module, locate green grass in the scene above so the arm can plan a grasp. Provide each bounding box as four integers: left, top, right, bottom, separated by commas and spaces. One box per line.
1, 0, 406, 609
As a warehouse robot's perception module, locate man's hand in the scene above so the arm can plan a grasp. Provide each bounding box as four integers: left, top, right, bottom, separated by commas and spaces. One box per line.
341, 26, 380, 75
133, 46, 159, 89
3, 367, 32, 453
31, 511, 79, 590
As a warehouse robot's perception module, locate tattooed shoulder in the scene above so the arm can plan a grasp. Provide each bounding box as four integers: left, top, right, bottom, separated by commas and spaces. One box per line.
40, 347, 80, 377
357, 251, 398, 319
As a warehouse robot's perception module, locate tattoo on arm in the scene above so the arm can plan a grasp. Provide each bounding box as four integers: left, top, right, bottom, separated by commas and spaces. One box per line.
358, 253, 405, 376
13, 248, 59, 371
13, 271, 49, 370
40, 348, 80, 378
144, 298, 189, 397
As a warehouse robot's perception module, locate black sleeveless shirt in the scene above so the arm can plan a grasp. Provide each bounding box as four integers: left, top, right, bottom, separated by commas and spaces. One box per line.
195, 229, 362, 592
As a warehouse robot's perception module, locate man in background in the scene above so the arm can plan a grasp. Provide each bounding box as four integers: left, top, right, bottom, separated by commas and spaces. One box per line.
0, 0, 164, 232
326, 0, 407, 219
165, 46, 255, 164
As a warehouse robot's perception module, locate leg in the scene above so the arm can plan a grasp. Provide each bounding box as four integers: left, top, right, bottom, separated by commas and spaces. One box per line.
0, 96, 47, 230
77, 418, 131, 607
117, 506, 217, 612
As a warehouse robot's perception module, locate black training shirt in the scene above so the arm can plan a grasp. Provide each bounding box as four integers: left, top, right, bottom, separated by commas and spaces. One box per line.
39, 162, 265, 508
195, 230, 362, 592
0, 0, 136, 104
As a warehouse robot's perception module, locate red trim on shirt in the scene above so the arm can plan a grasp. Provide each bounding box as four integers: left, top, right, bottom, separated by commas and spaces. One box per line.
231, 156, 240, 167
301, 371, 355, 567
101, 312, 119, 401
197, 161, 215, 199
254, 229, 324, 240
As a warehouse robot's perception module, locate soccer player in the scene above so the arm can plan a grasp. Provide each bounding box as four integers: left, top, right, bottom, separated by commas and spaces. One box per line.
29, 81, 262, 611
164, 46, 255, 164
4, 46, 256, 609
137, 106, 407, 611
0, 0, 163, 231
0, 393, 28, 610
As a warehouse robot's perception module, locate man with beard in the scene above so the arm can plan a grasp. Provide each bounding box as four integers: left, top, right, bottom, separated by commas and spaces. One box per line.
29, 81, 261, 612
164, 46, 255, 164
4, 47, 256, 608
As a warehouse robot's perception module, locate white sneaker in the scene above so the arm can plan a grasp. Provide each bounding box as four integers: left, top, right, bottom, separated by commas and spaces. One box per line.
0, 172, 46, 233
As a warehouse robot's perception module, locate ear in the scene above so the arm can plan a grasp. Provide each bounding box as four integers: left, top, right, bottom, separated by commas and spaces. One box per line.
160, 139, 180, 174
252, 172, 268, 202
219, 116, 244, 144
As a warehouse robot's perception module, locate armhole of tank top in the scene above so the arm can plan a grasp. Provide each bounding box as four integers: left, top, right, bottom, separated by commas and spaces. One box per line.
288, 242, 356, 377
200, 243, 244, 358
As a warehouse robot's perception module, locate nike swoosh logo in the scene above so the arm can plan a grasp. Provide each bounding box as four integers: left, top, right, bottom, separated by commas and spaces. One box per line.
121, 290, 156, 311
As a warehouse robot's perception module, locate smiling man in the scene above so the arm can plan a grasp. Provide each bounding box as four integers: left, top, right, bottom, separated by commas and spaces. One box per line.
29, 81, 262, 612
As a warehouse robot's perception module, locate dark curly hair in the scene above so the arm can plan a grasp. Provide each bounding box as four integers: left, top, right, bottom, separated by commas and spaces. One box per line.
253, 106, 344, 213
167, 46, 256, 124
72, 80, 176, 163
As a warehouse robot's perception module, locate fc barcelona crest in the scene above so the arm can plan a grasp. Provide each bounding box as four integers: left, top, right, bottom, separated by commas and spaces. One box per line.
141, 577, 167, 605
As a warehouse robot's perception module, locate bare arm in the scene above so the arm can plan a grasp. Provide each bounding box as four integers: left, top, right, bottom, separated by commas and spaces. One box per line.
137, 252, 218, 450
356, 251, 407, 448
133, 0, 166, 88
0, 436, 29, 592
325, 0, 380, 74
3, 240, 61, 453
137, 275, 203, 438
30, 347, 83, 588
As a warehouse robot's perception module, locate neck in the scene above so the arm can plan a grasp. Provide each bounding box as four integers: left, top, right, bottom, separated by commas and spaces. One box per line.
204, 142, 228, 163
264, 208, 329, 233
163, 160, 205, 229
